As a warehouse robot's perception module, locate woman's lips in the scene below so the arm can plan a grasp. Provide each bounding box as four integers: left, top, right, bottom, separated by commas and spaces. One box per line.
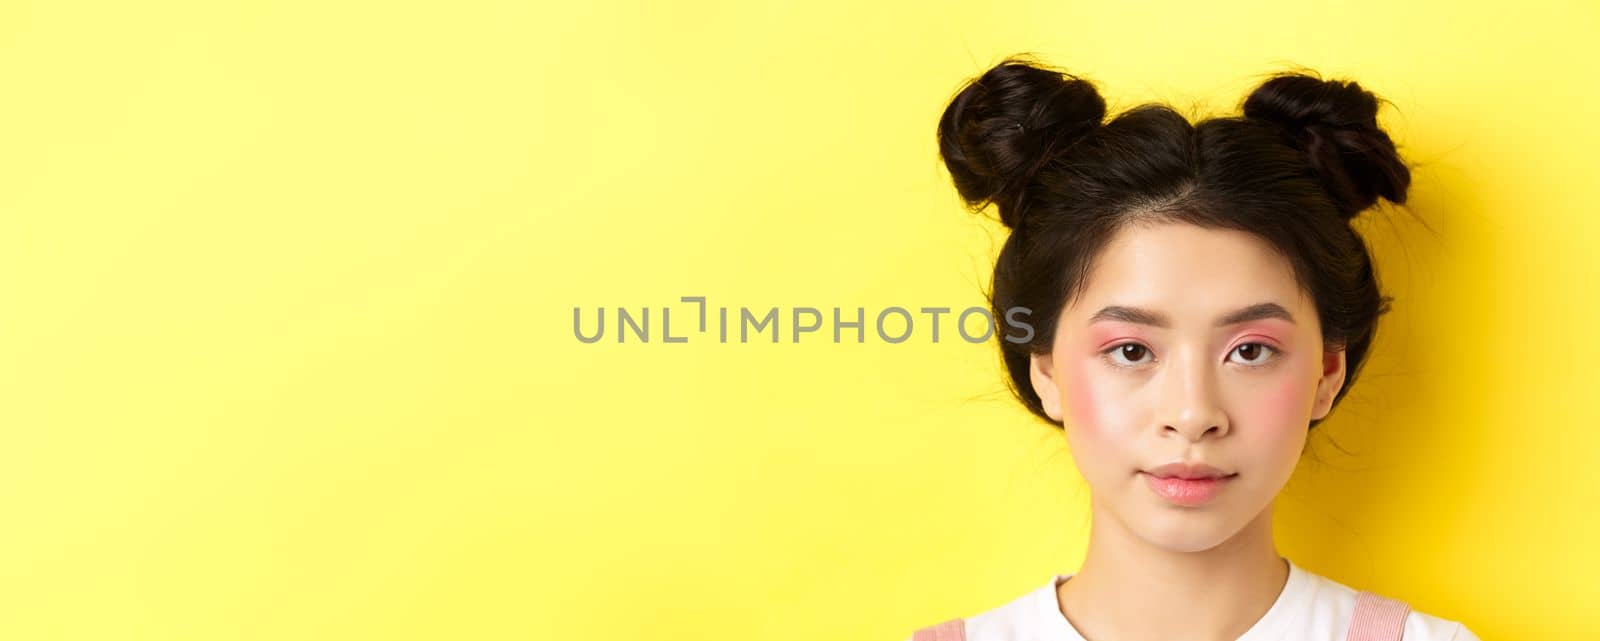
1140, 471, 1237, 506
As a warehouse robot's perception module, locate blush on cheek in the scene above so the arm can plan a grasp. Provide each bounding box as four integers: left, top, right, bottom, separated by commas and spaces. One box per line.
1063, 372, 1091, 431
1061, 355, 1106, 435
1247, 369, 1316, 438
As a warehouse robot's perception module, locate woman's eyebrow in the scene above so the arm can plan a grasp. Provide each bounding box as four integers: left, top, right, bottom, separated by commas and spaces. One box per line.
1088, 302, 1296, 328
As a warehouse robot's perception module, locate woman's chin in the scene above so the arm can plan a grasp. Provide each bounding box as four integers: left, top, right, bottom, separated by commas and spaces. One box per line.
1130, 508, 1249, 553
1141, 530, 1233, 553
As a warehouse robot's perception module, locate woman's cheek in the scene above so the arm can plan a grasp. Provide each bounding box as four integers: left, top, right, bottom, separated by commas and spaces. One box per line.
1062, 354, 1119, 438
1060, 355, 1140, 486
1237, 366, 1315, 452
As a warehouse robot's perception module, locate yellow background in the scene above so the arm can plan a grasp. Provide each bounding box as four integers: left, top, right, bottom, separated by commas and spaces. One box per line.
1, 1, 1595, 639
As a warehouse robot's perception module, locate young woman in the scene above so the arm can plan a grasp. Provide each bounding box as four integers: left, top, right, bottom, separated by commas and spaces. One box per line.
906, 56, 1480, 641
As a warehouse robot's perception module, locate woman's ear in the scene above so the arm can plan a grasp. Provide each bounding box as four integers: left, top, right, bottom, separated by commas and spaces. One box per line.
1030, 351, 1064, 422
1310, 346, 1348, 421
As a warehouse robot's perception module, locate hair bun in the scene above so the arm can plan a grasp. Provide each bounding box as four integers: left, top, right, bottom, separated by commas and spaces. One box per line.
1242, 73, 1411, 219
937, 56, 1106, 228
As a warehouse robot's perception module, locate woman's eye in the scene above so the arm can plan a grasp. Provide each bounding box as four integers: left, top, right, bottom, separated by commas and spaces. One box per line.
1102, 342, 1279, 368
1104, 343, 1152, 367
1229, 342, 1279, 366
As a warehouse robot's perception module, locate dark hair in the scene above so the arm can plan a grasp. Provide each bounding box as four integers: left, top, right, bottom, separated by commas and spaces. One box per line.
937, 55, 1410, 431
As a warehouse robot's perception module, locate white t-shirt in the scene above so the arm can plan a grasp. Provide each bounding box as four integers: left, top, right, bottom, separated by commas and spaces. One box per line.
907, 558, 1480, 641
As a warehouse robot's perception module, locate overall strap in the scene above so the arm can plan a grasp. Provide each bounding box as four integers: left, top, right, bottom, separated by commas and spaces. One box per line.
911, 618, 965, 641
1345, 591, 1412, 641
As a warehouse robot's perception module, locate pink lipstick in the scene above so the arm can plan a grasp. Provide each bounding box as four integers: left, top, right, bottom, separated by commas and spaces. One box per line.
1139, 462, 1236, 507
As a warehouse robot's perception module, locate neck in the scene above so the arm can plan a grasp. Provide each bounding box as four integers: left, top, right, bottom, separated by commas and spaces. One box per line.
1057, 498, 1288, 641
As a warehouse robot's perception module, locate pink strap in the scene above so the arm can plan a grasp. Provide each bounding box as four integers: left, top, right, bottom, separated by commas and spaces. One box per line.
1345, 591, 1411, 641
910, 618, 964, 641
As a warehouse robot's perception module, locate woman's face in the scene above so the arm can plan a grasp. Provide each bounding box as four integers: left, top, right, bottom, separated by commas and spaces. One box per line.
1029, 221, 1348, 553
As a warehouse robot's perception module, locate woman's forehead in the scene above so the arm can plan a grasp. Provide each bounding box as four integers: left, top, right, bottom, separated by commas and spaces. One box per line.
1069, 222, 1308, 321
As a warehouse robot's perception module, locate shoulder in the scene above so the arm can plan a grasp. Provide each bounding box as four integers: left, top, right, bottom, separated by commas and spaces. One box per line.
1399, 604, 1481, 641
1295, 565, 1480, 641
961, 578, 1063, 641
905, 576, 1069, 641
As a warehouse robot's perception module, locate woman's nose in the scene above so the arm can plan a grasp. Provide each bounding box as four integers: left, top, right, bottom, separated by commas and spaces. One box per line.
1158, 347, 1230, 441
